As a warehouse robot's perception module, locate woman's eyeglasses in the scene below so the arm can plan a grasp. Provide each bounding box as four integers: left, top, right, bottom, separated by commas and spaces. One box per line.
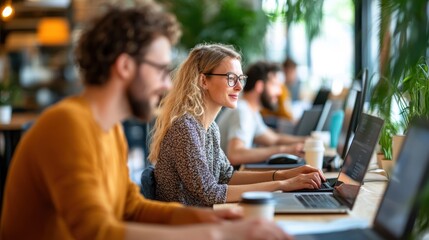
204, 72, 248, 87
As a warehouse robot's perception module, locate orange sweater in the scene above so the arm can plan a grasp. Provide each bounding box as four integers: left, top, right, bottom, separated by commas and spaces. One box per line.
1, 96, 181, 240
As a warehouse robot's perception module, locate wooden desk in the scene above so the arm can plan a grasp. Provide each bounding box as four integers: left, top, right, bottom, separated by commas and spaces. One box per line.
214, 172, 387, 224
0, 112, 38, 215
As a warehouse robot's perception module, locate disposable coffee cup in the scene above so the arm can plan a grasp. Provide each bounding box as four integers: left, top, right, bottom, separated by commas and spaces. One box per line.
239, 191, 275, 220
311, 131, 331, 149
304, 138, 325, 170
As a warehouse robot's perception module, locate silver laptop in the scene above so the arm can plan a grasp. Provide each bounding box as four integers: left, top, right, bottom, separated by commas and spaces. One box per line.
295, 117, 429, 239
273, 113, 383, 213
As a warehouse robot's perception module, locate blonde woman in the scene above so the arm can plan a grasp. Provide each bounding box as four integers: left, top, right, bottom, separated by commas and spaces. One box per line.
149, 43, 325, 207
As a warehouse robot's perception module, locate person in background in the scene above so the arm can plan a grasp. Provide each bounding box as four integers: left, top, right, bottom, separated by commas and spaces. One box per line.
150, 44, 325, 207
217, 61, 306, 166
0, 3, 291, 240
283, 58, 300, 102
260, 59, 296, 122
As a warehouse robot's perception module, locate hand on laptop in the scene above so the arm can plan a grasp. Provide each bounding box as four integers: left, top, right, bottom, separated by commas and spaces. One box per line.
278, 172, 324, 191
273, 166, 326, 191
275, 165, 326, 182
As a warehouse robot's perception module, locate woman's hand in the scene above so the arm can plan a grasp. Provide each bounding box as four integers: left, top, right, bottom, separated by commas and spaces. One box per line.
278, 172, 323, 191
276, 165, 326, 182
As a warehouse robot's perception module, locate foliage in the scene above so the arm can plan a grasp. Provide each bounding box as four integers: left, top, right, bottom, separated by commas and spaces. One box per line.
264, 0, 325, 44
400, 59, 429, 128
378, 120, 399, 160
0, 73, 18, 106
284, 0, 324, 43
369, 0, 429, 235
373, 58, 429, 159
382, 0, 429, 83
370, 0, 429, 159
157, 0, 269, 63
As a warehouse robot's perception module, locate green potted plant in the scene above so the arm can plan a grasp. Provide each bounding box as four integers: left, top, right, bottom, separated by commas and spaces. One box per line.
370, 0, 429, 159
372, 58, 429, 162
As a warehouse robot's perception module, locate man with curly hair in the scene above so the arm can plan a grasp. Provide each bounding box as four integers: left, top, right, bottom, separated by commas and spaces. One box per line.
0, 2, 290, 240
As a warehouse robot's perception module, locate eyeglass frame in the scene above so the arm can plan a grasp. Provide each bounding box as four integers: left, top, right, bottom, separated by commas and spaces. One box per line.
140, 59, 173, 80
203, 72, 248, 87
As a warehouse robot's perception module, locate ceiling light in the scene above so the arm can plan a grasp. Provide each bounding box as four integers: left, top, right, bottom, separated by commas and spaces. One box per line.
1, 1, 14, 20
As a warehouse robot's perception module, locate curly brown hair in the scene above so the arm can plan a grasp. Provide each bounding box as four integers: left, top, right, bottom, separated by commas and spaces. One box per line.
75, 2, 181, 86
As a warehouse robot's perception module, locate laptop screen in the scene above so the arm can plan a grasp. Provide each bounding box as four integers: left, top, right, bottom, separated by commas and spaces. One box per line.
373, 122, 429, 239
337, 88, 363, 160
294, 107, 323, 136
333, 114, 383, 208
358, 69, 369, 124
312, 88, 331, 106
315, 100, 332, 131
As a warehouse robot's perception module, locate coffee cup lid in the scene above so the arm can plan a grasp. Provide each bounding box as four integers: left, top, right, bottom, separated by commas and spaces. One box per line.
304, 138, 324, 147
304, 146, 325, 152
241, 191, 275, 204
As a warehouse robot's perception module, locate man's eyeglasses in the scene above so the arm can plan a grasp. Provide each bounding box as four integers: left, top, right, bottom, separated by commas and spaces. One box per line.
204, 72, 248, 87
141, 59, 173, 80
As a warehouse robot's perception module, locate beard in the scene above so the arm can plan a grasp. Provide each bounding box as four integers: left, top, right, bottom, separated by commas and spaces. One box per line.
127, 92, 154, 122
260, 89, 277, 111
126, 75, 157, 122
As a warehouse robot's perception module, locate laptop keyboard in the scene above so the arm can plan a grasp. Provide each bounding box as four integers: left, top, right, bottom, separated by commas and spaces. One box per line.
321, 182, 333, 189
295, 194, 341, 208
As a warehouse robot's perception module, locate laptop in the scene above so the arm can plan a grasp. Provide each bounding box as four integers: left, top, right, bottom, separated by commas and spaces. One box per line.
322, 71, 368, 169
294, 101, 332, 136
322, 87, 363, 169
357, 68, 369, 124
272, 113, 383, 213
294, 117, 429, 239
295, 113, 383, 192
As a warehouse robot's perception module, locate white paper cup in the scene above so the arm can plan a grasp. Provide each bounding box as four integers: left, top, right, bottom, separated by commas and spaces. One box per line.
239, 192, 275, 220
305, 150, 324, 169
311, 131, 331, 148
304, 138, 325, 170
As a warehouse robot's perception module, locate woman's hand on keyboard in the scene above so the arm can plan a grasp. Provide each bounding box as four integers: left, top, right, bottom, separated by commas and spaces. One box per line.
279, 172, 323, 191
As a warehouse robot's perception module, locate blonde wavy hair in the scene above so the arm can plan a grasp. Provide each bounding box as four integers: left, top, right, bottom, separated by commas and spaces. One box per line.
149, 43, 241, 163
